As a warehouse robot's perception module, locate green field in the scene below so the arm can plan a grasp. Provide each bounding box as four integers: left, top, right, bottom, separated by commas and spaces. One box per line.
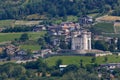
67, 16, 78, 22
45, 55, 120, 67
20, 44, 40, 51
103, 33, 120, 37
0, 31, 46, 42
1, 55, 120, 66
88, 13, 100, 18
14, 20, 41, 26
93, 22, 114, 33
0, 20, 42, 28
0, 60, 16, 65
0, 20, 15, 28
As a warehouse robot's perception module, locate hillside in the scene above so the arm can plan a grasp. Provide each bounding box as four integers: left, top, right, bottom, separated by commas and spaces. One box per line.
0, 0, 119, 20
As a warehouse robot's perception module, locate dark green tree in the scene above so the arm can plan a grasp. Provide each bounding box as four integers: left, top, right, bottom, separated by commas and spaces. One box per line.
94, 40, 109, 51
37, 37, 46, 48
104, 56, 108, 62
91, 57, 96, 63
19, 33, 29, 42
55, 59, 62, 69
117, 38, 120, 51
109, 44, 116, 52
62, 68, 99, 80
80, 59, 83, 68
37, 38, 44, 45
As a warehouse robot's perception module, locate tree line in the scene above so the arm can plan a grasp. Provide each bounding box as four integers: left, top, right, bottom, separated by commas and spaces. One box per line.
0, 0, 119, 20
1, 57, 120, 80
0, 58, 99, 80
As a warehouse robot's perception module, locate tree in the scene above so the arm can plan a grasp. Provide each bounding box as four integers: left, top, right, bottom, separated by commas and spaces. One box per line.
55, 59, 62, 69
104, 56, 108, 62
59, 36, 69, 49
0, 72, 8, 80
117, 38, 120, 51
26, 49, 33, 59
19, 33, 29, 42
80, 59, 83, 68
91, 57, 96, 63
0, 49, 8, 58
19, 75, 29, 80
63, 64, 78, 74
62, 68, 99, 80
12, 65, 26, 77
59, 41, 68, 49
44, 33, 52, 45
109, 44, 116, 52
86, 64, 97, 73
104, 4, 111, 12
2, 63, 16, 78
37, 38, 45, 45
94, 40, 109, 51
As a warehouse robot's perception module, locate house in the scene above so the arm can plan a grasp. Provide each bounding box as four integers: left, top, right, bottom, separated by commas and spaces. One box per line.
60, 22, 80, 33
47, 25, 61, 32
5, 44, 19, 55
33, 25, 46, 32
53, 38, 60, 46
84, 50, 112, 57
79, 16, 93, 27
17, 50, 27, 55
94, 52, 112, 57
100, 63, 120, 70
47, 25, 62, 35
61, 22, 75, 30
16, 59, 37, 64
33, 54, 41, 59
47, 22, 80, 36
32, 50, 39, 54
0, 28, 5, 32
59, 65, 67, 71
0, 47, 3, 53
41, 49, 52, 58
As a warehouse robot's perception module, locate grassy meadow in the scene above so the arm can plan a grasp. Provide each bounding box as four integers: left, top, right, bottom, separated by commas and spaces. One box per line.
0, 31, 46, 42
20, 44, 40, 51
45, 55, 120, 67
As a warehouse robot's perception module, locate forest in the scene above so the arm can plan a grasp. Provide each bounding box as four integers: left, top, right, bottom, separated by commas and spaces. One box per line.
0, 0, 119, 20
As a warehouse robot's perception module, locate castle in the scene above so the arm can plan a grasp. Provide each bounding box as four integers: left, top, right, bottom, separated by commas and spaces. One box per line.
71, 31, 91, 51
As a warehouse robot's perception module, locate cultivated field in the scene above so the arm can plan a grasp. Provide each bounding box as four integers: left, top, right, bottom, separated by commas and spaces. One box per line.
0, 20, 15, 28
103, 33, 120, 38
0, 20, 42, 28
96, 15, 120, 22
14, 20, 41, 26
26, 14, 47, 20
93, 22, 114, 33
114, 26, 120, 33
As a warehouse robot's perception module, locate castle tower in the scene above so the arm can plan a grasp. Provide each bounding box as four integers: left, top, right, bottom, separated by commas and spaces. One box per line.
71, 31, 91, 51
87, 32, 91, 50
82, 31, 88, 50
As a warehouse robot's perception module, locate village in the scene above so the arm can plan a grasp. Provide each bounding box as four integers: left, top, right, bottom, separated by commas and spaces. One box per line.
0, 15, 120, 72
2, 0, 120, 80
